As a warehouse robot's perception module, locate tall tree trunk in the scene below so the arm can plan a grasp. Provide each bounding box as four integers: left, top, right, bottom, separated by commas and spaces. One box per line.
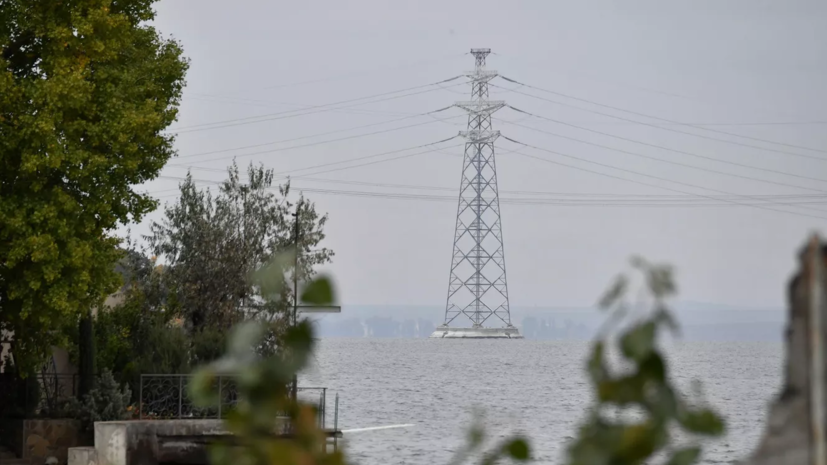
77, 309, 96, 398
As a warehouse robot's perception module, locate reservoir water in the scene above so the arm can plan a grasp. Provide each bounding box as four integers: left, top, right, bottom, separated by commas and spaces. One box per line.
303, 338, 783, 464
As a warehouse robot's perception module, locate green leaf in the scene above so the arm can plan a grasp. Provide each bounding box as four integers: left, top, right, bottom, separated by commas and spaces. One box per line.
620, 321, 656, 361
504, 438, 531, 461
679, 408, 725, 436
587, 341, 607, 383
300, 275, 335, 305
639, 352, 667, 383
666, 446, 701, 465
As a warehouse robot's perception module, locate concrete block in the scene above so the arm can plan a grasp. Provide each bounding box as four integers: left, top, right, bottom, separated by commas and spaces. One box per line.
67, 447, 97, 465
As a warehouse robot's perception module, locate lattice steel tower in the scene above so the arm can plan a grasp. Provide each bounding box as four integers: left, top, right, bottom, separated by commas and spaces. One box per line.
431, 49, 521, 339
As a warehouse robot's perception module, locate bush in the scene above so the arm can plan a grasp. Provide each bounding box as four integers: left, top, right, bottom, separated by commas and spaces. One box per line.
66, 370, 131, 431
190, 327, 228, 366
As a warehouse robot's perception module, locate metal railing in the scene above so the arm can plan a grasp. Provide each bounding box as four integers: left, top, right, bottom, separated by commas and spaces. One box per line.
138, 374, 329, 427
0, 372, 83, 418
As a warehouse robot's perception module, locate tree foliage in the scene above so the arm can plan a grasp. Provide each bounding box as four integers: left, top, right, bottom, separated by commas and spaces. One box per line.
61, 163, 334, 399
147, 162, 333, 340
63, 243, 191, 401
0, 0, 188, 372
564, 257, 725, 465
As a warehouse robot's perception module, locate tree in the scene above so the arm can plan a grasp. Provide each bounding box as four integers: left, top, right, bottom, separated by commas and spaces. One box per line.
147, 162, 333, 353
0, 0, 189, 373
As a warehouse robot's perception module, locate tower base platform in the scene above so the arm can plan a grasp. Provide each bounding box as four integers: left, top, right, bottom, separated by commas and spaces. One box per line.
429, 326, 523, 339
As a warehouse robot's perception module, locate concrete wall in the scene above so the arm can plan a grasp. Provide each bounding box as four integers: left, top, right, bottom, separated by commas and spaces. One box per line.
93, 420, 226, 465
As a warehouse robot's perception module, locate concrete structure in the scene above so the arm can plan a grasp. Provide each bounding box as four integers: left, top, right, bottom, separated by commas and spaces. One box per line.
67, 420, 228, 465
743, 238, 827, 465
68, 416, 341, 465
429, 326, 522, 339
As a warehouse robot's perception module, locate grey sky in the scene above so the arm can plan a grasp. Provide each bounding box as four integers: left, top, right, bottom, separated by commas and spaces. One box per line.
132, 0, 827, 309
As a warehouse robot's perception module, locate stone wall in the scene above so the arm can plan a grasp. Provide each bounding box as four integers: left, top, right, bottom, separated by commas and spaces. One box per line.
21, 419, 85, 465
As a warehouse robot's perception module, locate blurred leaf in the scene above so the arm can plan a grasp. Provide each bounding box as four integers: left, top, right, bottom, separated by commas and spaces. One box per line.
253, 250, 296, 300
648, 265, 676, 299
678, 409, 725, 436
598, 274, 627, 309
228, 321, 265, 358
653, 306, 679, 334
283, 320, 315, 357
629, 255, 649, 270
504, 438, 531, 461
189, 369, 218, 407
300, 275, 335, 305
666, 446, 701, 465
587, 341, 607, 383
469, 423, 485, 448
617, 422, 657, 462
639, 353, 666, 383
620, 322, 656, 362
563, 256, 725, 465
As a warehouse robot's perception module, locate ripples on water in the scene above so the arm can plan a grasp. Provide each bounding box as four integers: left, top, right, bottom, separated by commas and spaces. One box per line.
301, 339, 783, 464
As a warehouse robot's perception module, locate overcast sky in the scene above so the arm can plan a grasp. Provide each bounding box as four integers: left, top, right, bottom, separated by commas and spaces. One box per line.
131, 0, 827, 309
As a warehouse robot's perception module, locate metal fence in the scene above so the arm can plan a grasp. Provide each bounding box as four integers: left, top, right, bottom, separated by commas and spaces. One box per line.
0, 372, 82, 418
138, 374, 329, 426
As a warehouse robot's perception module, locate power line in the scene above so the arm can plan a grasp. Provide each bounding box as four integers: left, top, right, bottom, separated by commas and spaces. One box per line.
500, 136, 827, 221
165, 136, 462, 179
259, 53, 468, 91
186, 94, 419, 118
506, 106, 827, 186
151, 175, 827, 208
570, 121, 827, 127
499, 75, 827, 155
193, 53, 468, 98
492, 80, 827, 162
151, 174, 827, 201
190, 93, 827, 127
500, 118, 827, 198
176, 106, 456, 160
167, 114, 466, 171
277, 141, 465, 178
172, 76, 463, 133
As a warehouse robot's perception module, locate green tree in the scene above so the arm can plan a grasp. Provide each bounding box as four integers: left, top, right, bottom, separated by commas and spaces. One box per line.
0, 0, 188, 373
147, 163, 333, 354
64, 244, 190, 402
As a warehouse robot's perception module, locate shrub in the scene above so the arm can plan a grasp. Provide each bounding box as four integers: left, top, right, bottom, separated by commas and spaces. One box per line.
66, 370, 131, 431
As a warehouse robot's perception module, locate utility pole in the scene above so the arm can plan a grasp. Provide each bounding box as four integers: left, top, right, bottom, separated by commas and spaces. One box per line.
291, 199, 301, 403
289, 198, 341, 404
